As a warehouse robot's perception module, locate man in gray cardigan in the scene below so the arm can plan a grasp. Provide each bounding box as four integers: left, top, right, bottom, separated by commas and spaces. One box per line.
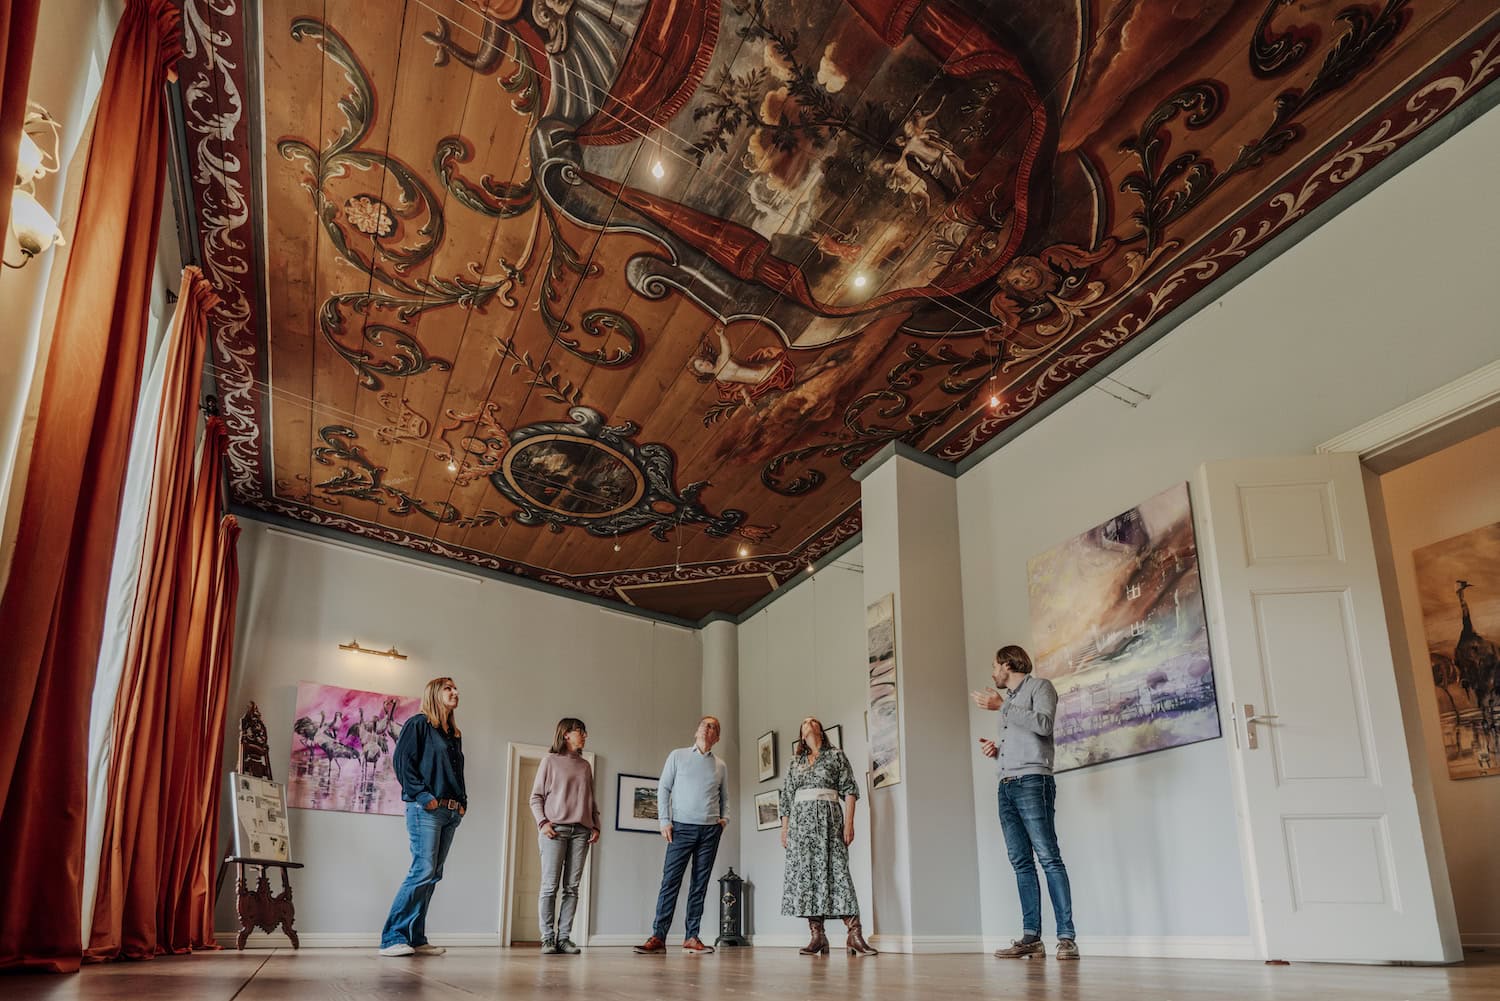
972, 645, 1078, 961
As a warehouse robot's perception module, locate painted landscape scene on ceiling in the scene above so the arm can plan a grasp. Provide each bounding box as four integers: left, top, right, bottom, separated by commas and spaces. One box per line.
179, 0, 1500, 618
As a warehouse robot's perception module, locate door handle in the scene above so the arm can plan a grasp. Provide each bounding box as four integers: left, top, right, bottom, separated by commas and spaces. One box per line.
1244, 703, 1277, 749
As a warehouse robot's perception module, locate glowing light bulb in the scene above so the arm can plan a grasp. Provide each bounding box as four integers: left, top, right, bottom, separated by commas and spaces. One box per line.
852, 273, 867, 288
738, 545, 749, 558
447, 461, 457, 472
651, 160, 665, 180
806, 563, 814, 574
989, 394, 1000, 408
613, 542, 622, 552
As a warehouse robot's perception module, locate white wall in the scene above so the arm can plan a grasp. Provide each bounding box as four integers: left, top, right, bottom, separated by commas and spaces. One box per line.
735, 553, 874, 943
217, 521, 703, 943
1376, 425, 1500, 947
956, 104, 1500, 946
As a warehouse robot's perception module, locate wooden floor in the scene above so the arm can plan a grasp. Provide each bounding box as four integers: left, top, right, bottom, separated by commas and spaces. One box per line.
5, 947, 1498, 1000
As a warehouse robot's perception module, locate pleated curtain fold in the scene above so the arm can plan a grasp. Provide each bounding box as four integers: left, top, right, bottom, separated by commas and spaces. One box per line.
0, 0, 183, 974
0, 0, 42, 254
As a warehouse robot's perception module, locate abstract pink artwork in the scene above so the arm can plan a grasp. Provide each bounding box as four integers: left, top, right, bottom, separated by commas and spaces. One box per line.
287, 682, 420, 815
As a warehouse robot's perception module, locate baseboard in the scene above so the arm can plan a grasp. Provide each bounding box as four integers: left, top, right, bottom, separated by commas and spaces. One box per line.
981, 935, 1257, 960
585, 934, 649, 947
1462, 933, 1500, 950
870, 935, 986, 954
213, 932, 501, 949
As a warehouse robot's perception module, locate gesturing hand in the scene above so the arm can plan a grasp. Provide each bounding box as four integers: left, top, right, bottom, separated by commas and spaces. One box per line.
541, 821, 558, 839
970, 687, 1004, 711
978, 738, 998, 759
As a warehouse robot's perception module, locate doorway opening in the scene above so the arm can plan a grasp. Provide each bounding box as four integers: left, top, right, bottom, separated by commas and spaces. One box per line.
500, 742, 596, 947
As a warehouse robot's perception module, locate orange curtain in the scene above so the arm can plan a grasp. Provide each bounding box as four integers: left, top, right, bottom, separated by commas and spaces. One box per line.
87, 268, 222, 960
182, 512, 241, 949
0, 0, 42, 249
0, 0, 182, 974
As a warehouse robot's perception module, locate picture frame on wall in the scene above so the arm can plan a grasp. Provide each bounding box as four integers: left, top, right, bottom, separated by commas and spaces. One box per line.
757, 730, 777, 781
614, 773, 661, 833
754, 789, 781, 831
825, 724, 843, 750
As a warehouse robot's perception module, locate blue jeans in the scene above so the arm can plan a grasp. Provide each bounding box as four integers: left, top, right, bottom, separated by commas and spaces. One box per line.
381, 802, 462, 947
997, 775, 1074, 939
651, 822, 722, 941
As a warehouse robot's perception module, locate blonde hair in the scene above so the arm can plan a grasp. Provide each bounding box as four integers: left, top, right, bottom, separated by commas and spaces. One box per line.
420, 676, 461, 736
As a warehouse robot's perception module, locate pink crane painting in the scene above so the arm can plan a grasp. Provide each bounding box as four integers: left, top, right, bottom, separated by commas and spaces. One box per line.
288, 682, 420, 814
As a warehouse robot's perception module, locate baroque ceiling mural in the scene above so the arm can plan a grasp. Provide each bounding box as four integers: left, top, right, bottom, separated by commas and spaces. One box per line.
179, 0, 1500, 620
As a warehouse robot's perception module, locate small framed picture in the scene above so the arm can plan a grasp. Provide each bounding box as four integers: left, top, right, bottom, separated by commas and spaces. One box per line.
231, 772, 291, 861
757, 730, 777, 782
754, 789, 781, 831
825, 724, 842, 750
615, 773, 661, 834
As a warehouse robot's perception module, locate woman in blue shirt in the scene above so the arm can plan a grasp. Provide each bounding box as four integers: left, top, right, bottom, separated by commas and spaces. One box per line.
380, 677, 466, 957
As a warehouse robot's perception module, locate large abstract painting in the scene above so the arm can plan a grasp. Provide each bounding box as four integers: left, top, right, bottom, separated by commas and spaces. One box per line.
1412, 520, 1500, 780
867, 593, 901, 788
1027, 483, 1220, 771
288, 682, 420, 814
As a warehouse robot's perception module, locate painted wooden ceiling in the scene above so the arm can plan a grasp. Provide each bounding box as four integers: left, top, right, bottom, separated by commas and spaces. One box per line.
182, 0, 1498, 620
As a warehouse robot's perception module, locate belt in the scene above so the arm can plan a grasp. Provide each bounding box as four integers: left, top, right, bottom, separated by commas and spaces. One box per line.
795, 788, 838, 803
434, 798, 464, 811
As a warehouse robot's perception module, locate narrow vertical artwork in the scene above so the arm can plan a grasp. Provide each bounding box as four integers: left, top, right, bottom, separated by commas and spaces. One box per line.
1026, 483, 1220, 771
287, 682, 420, 814
867, 593, 901, 788
1412, 520, 1500, 780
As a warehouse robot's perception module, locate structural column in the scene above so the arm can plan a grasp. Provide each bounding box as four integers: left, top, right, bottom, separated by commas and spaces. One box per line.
701, 618, 740, 875
855, 445, 980, 951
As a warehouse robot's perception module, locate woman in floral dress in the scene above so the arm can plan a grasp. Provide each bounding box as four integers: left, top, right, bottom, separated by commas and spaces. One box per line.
779, 717, 877, 956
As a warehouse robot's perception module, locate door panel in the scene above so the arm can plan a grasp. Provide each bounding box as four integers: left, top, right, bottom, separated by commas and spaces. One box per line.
1199, 454, 1453, 962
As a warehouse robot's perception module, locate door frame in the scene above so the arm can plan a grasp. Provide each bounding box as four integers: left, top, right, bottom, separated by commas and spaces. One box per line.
499, 741, 596, 948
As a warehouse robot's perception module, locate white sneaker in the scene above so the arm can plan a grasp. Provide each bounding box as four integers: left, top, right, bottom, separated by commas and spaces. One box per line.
414, 945, 446, 955
379, 943, 415, 957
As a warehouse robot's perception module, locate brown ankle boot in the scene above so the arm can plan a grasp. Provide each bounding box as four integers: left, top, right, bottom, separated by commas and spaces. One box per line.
799, 918, 828, 955
844, 916, 877, 956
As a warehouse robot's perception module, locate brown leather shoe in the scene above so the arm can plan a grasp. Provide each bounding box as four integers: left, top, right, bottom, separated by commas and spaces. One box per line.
1055, 938, 1080, 960
799, 918, 828, 955
844, 916, 878, 956
633, 936, 666, 954
993, 937, 1045, 959
682, 937, 715, 954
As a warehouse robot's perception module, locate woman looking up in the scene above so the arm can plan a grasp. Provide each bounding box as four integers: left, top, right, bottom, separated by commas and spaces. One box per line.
779, 716, 876, 956
380, 677, 466, 957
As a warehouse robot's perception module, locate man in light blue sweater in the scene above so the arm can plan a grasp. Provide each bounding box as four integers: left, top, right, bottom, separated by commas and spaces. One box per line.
634, 716, 730, 955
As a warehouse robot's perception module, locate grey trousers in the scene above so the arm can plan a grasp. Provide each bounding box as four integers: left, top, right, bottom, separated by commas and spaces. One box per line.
538, 823, 591, 942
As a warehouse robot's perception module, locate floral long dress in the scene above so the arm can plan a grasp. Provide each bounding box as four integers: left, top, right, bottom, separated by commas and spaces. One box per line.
779, 747, 862, 917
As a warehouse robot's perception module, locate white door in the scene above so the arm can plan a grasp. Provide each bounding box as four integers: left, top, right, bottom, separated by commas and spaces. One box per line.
1197, 454, 1454, 962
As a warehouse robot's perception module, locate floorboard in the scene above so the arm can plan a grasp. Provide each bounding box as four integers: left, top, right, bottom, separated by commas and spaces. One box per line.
4, 947, 1497, 1000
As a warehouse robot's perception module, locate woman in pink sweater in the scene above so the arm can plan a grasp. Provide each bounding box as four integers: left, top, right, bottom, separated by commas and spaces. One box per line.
529, 718, 600, 954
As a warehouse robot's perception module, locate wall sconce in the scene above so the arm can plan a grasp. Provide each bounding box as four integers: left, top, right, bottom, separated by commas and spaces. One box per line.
5, 104, 65, 270
339, 639, 408, 660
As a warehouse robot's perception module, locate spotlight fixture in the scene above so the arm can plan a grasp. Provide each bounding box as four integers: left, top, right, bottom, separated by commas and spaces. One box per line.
852, 273, 867, 288
651, 160, 665, 180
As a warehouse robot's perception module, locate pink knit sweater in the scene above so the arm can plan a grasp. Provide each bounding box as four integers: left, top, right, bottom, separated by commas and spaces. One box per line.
529, 752, 600, 830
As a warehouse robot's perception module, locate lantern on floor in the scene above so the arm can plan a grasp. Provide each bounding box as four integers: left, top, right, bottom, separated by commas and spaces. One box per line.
716, 868, 748, 948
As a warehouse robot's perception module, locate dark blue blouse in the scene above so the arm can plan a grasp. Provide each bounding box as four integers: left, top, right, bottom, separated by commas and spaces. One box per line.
392, 715, 467, 808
